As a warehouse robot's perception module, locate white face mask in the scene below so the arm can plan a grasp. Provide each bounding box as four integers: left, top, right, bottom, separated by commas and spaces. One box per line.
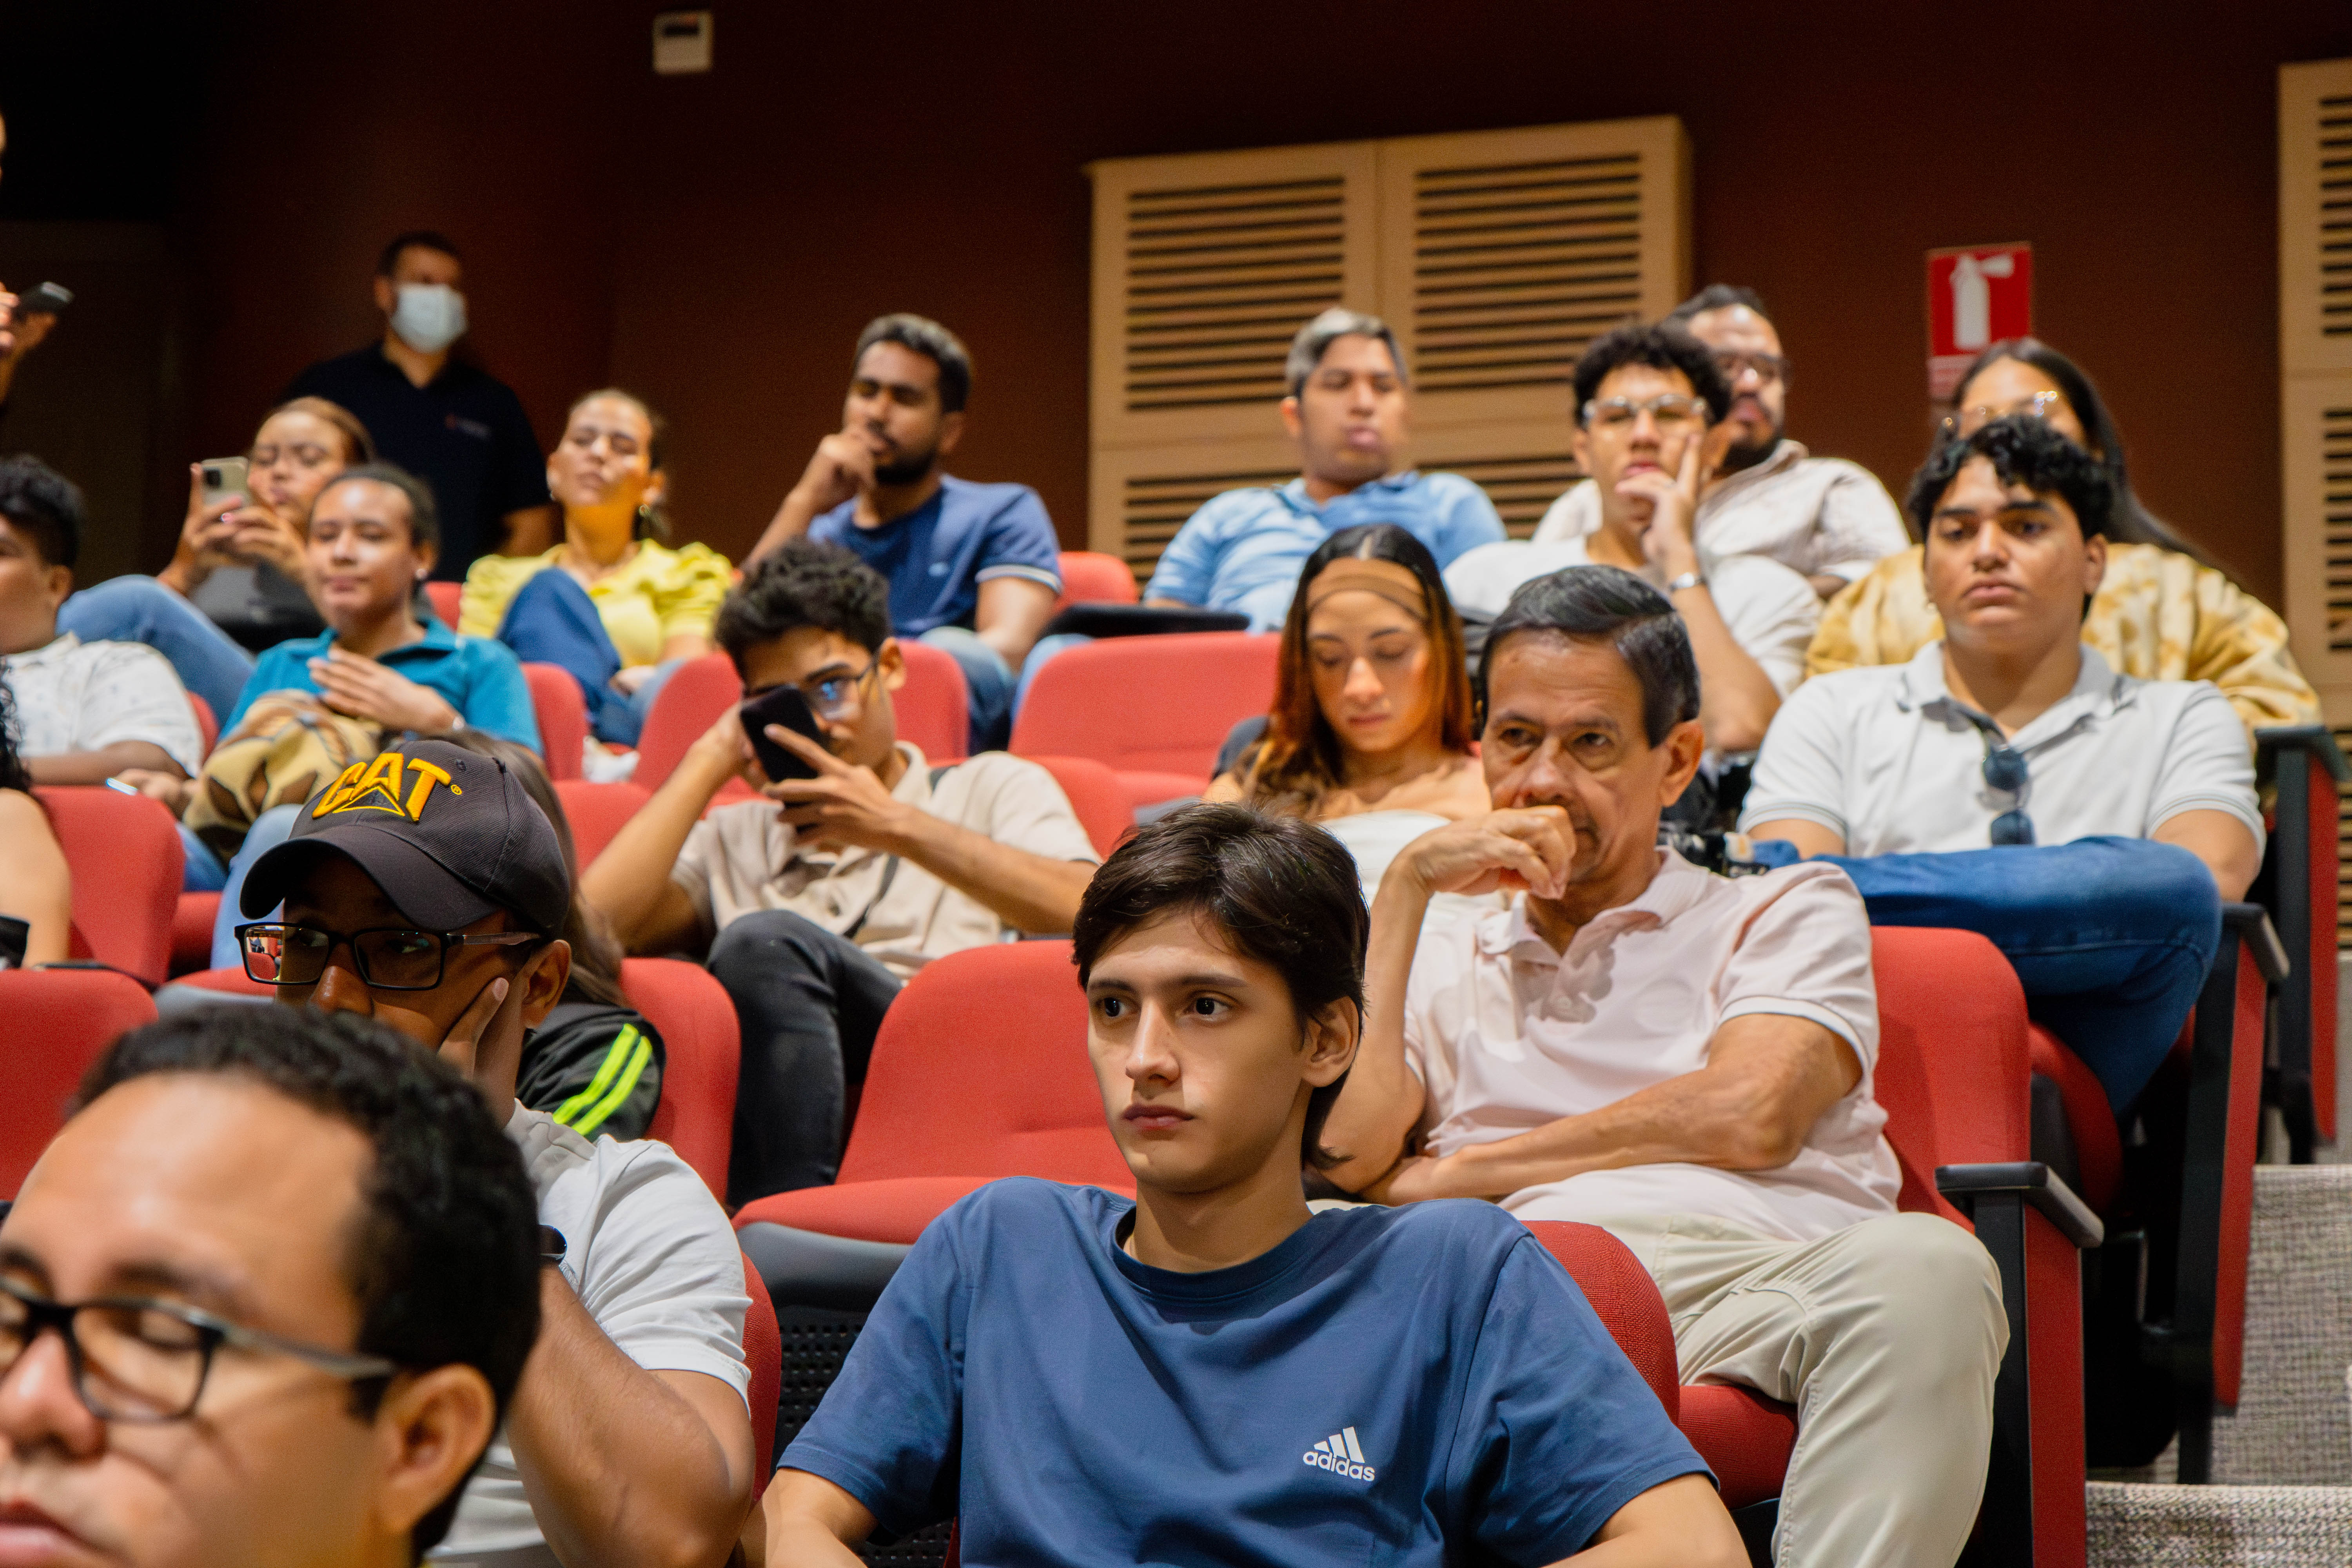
389, 283, 468, 354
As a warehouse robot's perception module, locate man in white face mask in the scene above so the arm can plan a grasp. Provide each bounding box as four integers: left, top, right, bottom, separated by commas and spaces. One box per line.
283, 231, 557, 579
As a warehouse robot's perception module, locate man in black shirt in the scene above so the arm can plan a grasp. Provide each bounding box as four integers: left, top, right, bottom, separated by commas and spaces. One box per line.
283, 230, 555, 579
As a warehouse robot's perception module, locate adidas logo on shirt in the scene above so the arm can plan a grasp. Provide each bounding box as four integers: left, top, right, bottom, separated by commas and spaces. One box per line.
1302, 1425, 1376, 1482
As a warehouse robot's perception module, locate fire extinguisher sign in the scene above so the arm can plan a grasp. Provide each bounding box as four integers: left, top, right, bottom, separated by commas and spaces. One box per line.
1926, 243, 2032, 403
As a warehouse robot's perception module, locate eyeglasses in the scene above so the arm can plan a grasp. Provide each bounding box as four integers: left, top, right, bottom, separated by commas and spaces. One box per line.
749, 654, 881, 722
0, 1276, 398, 1423
1940, 390, 2066, 440
1971, 728, 2036, 846
1713, 350, 1789, 387
234, 923, 539, 991
1583, 394, 1706, 432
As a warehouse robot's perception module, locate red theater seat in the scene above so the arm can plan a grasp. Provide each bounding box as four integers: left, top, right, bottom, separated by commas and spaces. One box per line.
39, 786, 184, 987
425, 580, 462, 627
171, 892, 221, 977
1053, 550, 1139, 610
740, 1255, 781, 1494
633, 654, 744, 793
1026, 755, 1134, 859
1010, 632, 1278, 809
187, 692, 218, 758
554, 779, 652, 866
0, 969, 157, 1197
523, 662, 588, 780
627, 958, 739, 1202
733, 940, 1130, 1241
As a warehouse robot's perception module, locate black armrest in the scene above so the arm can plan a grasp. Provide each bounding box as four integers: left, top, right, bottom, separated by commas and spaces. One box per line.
1936, 1161, 2104, 1249
2219, 902, 2288, 986
2254, 724, 2352, 788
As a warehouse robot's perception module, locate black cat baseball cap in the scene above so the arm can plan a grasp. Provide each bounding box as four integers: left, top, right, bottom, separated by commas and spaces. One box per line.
240, 739, 569, 934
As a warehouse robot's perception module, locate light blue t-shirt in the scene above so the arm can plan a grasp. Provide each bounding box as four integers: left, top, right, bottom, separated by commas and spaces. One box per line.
1144, 471, 1506, 631
783, 1180, 1705, 1567
227, 619, 542, 751
809, 475, 1062, 639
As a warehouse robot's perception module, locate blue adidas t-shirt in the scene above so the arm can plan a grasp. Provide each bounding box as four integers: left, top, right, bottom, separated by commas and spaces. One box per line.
808, 475, 1062, 639
783, 1180, 1706, 1566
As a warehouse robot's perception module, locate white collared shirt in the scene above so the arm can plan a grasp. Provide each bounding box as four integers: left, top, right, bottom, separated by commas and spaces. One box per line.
0, 631, 203, 774
1402, 852, 1900, 1243
1739, 641, 2265, 856
1534, 439, 1911, 585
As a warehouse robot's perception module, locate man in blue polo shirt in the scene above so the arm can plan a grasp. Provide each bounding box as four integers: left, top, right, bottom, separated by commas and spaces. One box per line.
1143, 309, 1506, 631
747, 314, 1060, 753
765, 805, 1739, 1568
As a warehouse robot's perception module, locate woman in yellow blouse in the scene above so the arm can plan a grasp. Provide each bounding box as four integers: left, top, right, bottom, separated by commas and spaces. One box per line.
460, 388, 731, 746
1808, 339, 2319, 739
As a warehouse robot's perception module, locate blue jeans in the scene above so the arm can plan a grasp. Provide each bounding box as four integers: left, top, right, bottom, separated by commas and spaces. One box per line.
494, 569, 677, 747
1753, 836, 2220, 1112
59, 575, 256, 722
208, 802, 302, 970
920, 626, 1016, 754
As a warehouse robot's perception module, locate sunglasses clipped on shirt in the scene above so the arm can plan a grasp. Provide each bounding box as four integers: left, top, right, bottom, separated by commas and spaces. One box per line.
1962, 714, 2036, 846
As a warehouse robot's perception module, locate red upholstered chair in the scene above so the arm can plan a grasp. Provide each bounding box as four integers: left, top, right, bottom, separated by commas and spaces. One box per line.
1522, 1222, 1680, 1419
425, 580, 463, 627
733, 940, 1130, 1243
171, 893, 221, 977
740, 1254, 782, 1494
1026, 755, 1135, 859
1053, 551, 1140, 611
635, 653, 746, 793
187, 693, 219, 758
627, 958, 739, 1202
1009, 632, 1279, 810
39, 786, 184, 987
523, 662, 588, 780
895, 637, 971, 762
0, 969, 157, 1197
2253, 726, 2346, 1159
554, 780, 652, 866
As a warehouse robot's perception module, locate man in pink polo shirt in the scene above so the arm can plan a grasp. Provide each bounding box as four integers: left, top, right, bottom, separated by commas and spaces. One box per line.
1320, 563, 2007, 1568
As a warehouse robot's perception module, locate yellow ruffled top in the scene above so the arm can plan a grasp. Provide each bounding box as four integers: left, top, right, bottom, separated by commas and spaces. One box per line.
460, 540, 734, 668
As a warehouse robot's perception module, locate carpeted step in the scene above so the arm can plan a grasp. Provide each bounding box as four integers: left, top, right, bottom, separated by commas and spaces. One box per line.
2088, 1482, 2352, 1566
2207, 1166, 2352, 1484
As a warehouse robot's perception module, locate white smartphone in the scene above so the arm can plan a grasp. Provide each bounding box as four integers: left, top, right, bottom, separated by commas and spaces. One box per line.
200, 456, 249, 509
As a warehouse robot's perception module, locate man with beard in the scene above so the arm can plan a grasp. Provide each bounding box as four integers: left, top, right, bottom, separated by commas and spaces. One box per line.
748, 314, 1062, 752
1534, 287, 1908, 599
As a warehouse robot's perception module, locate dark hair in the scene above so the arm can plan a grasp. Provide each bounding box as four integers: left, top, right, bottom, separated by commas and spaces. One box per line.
1485, 565, 1700, 747
1072, 804, 1366, 1172
1285, 307, 1408, 398
854, 314, 972, 415
427, 730, 628, 1008
0, 453, 85, 569
0, 673, 29, 793
565, 388, 670, 541
1949, 336, 2215, 568
1572, 322, 1733, 426
314, 462, 441, 554
261, 396, 377, 466
1666, 284, 1769, 325
78, 1007, 540, 1559
716, 539, 893, 670
1243, 524, 1474, 817
1906, 413, 2116, 542
376, 230, 461, 279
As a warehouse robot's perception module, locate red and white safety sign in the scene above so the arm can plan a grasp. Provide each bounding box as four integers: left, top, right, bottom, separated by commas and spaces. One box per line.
1926, 243, 2033, 401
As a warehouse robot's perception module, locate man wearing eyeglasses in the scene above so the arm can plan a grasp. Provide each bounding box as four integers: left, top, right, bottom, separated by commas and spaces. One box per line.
229, 737, 760, 1567
1533, 287, 1909, 600
1741, 417, 2261, 1113
0, 1005, 541, 1568
1444, 322, 1819, 755
581, 541, 1101, 1205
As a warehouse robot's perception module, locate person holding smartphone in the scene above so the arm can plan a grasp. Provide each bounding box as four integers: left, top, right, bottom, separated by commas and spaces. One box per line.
581, 540, 1101, 1206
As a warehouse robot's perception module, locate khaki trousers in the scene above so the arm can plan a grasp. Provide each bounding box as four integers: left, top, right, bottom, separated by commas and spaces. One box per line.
1594, 1211, 2008, 1568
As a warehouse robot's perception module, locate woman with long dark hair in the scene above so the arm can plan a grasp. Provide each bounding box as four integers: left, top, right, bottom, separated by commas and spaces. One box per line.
1809, 337, 2318, 733
0, 674, 72, 964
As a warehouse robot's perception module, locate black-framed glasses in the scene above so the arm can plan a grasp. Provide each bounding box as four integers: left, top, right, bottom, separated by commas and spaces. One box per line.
234, 923, 538, 991
1976, 736, 2036, 846
1713, 350, 1789, 387
747, 653, 880, 722
0, 1276, 398, 1423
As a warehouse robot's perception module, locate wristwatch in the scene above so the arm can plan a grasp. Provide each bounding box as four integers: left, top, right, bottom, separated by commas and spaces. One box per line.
537, 1224, 568, 1267
1664, 570, 1705, 594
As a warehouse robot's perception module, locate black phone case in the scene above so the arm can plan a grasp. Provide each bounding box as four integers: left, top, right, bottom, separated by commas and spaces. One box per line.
740, 687, 826, 782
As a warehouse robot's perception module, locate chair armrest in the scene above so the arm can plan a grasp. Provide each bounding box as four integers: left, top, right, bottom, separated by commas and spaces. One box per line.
2254, 724, 2352, 788
2220, 902, 2288, 986
1936, 1161, 2104, 1249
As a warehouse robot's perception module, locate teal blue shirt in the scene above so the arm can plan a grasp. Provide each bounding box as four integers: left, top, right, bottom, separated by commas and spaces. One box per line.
227, 619, 542, 751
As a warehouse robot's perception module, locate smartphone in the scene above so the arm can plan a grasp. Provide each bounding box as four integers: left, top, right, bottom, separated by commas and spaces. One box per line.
740, 685, 827, 783
15, 281, 70, 318
200, 456, 250, 509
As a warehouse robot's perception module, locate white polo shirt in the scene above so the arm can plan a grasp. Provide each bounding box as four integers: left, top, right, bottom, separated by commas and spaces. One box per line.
1737, 641, 2265, 857
1534, 439, 1911, 585
430, 1107, 752, 1565
0, 631, 204, 774
1443, 537, 1820, 698
1402, 853, 1900, 1243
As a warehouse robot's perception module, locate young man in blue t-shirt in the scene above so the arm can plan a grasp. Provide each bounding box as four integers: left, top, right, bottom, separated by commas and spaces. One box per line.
766, 805, 1739, 1568
746, 313, 1062, 752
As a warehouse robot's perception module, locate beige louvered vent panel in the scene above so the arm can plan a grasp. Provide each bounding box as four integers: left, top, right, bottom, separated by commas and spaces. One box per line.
1410, 421, 1586, 541
1090, 143, 1377, 450
1089, 439, 1301, 592
1378, 118, 1690, 432
2282, 377, 2352, 686
2282, 61, 2352, 374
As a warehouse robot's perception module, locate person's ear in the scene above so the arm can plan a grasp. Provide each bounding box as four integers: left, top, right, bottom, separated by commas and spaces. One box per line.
517, 938, 570, 1027
372, 275, 397, 318
1570, 422, 1592, 477
1278, 395, 1305, 445
367, 1363, 497, 1544
935, 410, 964, 461
413, 537, 438, 579
1657, 719, 1705, 808
1299, 998, 1361, 1087
876, 637, 907, 693
641, 466, 668, 508
2082, 532, 2108, 600
39, 561, 70, 610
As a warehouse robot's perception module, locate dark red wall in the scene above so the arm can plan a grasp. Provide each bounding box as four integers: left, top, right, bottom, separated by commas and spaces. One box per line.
176, 2, 2352, 602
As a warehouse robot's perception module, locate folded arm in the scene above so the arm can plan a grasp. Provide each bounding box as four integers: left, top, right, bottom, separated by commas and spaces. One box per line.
1558, 1473, 1744, 1567
27, 739, 184, 786
764, 1468, 877, 1567
2151, 808, 2259, 903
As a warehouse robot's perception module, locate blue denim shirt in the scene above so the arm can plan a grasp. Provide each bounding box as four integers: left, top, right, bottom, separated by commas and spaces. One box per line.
227, 618, 543, 751
1143, 471, 1506, 631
